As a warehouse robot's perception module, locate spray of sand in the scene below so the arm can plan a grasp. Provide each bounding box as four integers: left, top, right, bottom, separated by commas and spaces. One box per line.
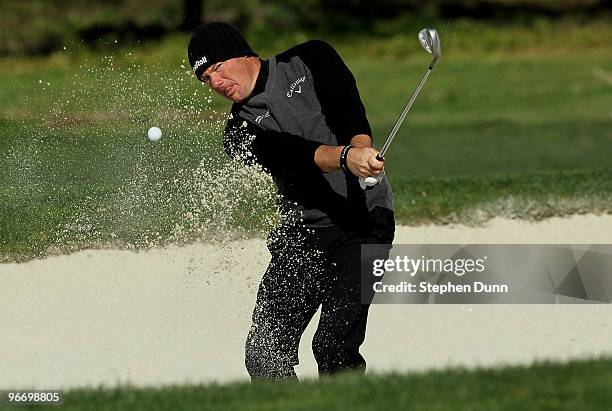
3, 53, 281, 260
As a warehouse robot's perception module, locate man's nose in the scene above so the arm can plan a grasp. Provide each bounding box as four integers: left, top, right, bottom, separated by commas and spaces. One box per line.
209, 72, 223, 89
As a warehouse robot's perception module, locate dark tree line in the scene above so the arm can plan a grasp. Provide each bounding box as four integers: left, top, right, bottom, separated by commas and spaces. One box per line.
180, 0, 204, 31
177, 0, 611, 33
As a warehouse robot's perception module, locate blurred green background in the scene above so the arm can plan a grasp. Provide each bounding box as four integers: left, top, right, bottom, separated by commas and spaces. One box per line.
1, 0, 611, 55
1, 1, 611, 260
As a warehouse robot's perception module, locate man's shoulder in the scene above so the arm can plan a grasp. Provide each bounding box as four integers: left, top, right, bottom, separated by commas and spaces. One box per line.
275, 40, 338, 64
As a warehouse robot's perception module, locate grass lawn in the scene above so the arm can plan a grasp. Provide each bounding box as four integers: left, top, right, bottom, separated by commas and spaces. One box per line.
1, 19, 611, 260
3, 356, 611, 411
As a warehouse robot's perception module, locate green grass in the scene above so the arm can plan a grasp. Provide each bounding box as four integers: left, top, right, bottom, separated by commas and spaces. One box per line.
1, 19, 611, 261
392, 169, 612, 224
358, 53, 611, 178
3, 357, 612, 411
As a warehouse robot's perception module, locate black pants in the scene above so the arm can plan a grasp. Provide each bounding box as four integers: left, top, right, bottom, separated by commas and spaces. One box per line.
245, 210, 394, 380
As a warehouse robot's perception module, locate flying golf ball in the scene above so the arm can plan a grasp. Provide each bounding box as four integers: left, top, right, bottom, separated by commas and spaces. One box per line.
147, 126, 162, 142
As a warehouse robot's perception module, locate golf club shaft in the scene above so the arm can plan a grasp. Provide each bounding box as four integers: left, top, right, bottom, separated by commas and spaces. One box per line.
376, 67, 433, 160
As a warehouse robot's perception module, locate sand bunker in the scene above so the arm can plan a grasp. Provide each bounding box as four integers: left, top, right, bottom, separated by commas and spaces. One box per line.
1, 214, 612, 389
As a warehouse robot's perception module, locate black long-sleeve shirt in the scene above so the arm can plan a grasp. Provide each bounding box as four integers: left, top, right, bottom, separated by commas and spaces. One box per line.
223, 40, 393, 227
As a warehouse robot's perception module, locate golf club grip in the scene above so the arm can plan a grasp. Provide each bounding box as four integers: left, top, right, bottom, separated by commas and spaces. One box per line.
376, 154, 384, 162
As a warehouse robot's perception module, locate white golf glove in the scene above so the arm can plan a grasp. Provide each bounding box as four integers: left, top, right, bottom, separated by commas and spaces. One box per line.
359, 171, 385, 190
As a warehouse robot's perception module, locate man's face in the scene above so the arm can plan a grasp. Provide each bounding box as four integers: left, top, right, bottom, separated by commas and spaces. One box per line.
200, 57, 253, 103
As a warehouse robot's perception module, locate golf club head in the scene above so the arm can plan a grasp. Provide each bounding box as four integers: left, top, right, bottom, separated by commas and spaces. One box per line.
418, 28, 441, 69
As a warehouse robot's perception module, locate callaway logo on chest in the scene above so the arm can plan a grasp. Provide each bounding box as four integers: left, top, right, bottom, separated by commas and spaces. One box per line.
287, 76, 306, 98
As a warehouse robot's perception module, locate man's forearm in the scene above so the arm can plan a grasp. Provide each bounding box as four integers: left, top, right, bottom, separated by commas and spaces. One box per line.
314, 145, 344, 172
350, 134, 372, 148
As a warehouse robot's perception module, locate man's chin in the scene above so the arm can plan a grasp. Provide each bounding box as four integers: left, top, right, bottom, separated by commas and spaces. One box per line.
232, 93, 248, 103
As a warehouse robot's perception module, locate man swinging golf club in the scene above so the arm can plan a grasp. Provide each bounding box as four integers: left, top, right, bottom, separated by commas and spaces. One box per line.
188, 22, 396, 380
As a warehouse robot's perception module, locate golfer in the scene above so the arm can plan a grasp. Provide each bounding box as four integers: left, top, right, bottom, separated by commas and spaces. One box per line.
188, 22, 394, 380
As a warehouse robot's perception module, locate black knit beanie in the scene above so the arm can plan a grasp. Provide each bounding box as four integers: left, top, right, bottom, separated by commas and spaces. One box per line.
188, 22, 257, 80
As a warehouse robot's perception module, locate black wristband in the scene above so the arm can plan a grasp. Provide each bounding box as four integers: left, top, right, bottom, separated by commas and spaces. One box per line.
339, 145, 353, 173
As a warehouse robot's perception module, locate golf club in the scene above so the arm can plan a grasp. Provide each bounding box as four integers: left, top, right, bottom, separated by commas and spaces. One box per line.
359, 28, 441, 189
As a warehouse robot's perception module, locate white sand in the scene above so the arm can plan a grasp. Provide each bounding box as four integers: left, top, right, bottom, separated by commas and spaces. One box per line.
1, 214, 612, 389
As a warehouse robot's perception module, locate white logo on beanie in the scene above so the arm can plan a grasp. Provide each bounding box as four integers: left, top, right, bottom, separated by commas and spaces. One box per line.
192, 56, 208, 73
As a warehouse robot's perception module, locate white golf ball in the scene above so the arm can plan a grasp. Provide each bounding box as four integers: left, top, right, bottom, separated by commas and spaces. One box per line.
147, 126, 162, 142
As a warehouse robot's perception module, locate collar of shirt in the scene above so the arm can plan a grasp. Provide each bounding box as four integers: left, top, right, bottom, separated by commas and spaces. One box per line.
250, 59, 269, 98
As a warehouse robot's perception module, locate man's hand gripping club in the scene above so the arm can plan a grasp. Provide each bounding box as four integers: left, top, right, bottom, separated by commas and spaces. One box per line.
346, 147, 385, 189
314, 144, 385, 189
